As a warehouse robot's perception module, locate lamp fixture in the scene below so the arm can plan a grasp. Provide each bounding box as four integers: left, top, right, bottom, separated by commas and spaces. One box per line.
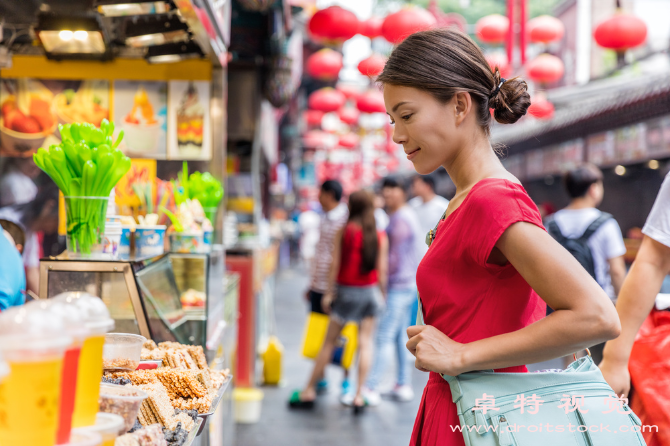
124, 14, 190, 48
95, 0, 170, 17
145, 40, 204, 63
36, 14, 109, 60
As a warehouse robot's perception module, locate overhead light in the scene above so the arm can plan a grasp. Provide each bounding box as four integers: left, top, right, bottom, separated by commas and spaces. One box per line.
146, 41, 204, 64
95, 0, 170, 17
648, 159, 660, 170
124, 15, 190, 48
614, 165, 626, 176
36, 14, 109, 60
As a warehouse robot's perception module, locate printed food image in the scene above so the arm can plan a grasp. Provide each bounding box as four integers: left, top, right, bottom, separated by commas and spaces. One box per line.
1, 79, 56, 134
125, 87, 158, 126
176, 82, 204, 149
180, 289, 205, 308
54, 80, 109, 127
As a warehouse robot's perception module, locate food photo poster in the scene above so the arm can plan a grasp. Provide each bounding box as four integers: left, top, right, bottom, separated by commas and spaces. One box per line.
167, 80, 211, 160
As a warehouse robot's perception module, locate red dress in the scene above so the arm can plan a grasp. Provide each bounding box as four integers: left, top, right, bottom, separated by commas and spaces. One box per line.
410, 178, 547, 446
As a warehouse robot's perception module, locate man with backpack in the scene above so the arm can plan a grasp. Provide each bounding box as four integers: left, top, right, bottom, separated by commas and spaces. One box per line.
545, 164, 627, 364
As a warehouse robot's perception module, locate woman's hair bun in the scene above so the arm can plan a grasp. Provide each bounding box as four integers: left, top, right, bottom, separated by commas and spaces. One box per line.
489, 69, 531, 125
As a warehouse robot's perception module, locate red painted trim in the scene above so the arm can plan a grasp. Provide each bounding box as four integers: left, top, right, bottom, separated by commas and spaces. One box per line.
226, 255, 255, 388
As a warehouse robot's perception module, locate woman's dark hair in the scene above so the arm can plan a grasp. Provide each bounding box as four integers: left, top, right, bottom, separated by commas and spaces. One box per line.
377, 29, 531, 133
347, 190, 378, 274
564, 164, 603, 199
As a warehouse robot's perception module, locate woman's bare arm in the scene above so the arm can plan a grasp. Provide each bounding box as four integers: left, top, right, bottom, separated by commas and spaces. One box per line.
407, 221, 621, 376
376, 233, 389, 298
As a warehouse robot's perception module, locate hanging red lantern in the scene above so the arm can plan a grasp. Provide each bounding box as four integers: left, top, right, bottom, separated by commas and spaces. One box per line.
381, 7, 436, 45
357, 54, 386, 77
308, 6, 359, 42
306, 49, 343, 81
485, 53, 511, 78
304, 110, 324, 127
338, 107, 360, 125
338, 133, 359, 148
594, 13, 647, 51
356, 90, 386, 113
359, 17, 383, 39
527, 15, 565, 44
303, 130, 335, 149
475, 14, 509, 44
526, 54, 564, 84
528, 97, 555, 119
336, 84, 362, 101
308, 88, 346, 112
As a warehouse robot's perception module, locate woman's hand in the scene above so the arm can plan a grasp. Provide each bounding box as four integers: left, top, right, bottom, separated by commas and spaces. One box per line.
321, 292, 334, 314
599, 357, 631, 397
406, 325, 468, 376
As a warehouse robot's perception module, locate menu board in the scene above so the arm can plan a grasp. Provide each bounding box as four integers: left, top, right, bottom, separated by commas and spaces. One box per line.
114, 81, 168, 159
587, 131, 616, 166
167, 81, 211, 160
0, 78, 109, 156
614, 123, 647, 163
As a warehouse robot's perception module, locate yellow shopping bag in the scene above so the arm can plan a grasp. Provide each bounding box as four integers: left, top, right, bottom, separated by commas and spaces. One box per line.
301, 312, 358, 370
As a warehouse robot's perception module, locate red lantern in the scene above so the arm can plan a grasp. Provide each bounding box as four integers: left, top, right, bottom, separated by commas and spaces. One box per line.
338, 133, 359, 148
526, 54, 564, 84
528, 97, 555, 120
356, 90, 386, 113
338, 107, 360, 125
357, 54, 386, 77
308, 6, 359, 42
485, 53, 511, 78
304, 110, 324, 127
359, 17, 383, 39
336, 84, 362, 101
308, 88, 346, 112
475, 14, 509, 44
381, 7, 436, 45
303, 130, 332, 149
306, 49, 343, 81
527, 15, 565, 44
594, 13, 647, 51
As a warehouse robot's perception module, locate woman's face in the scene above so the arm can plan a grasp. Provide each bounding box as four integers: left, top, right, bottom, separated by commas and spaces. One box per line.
384, 85, 463, 175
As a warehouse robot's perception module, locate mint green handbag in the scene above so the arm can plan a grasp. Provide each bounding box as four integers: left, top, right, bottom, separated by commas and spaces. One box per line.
415, 216, 647, 446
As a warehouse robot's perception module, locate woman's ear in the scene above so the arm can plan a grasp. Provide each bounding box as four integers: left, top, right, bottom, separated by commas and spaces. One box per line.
454, 91, 472, 127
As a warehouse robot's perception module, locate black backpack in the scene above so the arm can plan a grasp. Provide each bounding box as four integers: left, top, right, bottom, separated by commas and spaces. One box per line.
545, 212, 612, 280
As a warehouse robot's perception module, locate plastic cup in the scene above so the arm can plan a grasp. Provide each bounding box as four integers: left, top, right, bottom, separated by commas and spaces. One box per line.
0, 306, 72, 446
60, 431, 102, 446
73, 413, 124, 446
27, 299, 91, 444
52, 292, 114, 428
98, 383, 148, 432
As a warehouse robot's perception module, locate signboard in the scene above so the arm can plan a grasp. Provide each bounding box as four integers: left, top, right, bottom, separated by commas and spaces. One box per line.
587, 131, 616, 165
614, 123, 646, 163
167, 81, 211, 160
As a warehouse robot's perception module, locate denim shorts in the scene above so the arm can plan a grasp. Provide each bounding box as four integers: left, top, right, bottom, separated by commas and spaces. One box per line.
331, 284, 384, 324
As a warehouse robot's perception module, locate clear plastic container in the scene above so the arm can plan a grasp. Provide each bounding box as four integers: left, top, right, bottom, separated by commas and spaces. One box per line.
64, 196, 109, 257
52, 292, 115, 428
73, 413, 124, 446
60, 431, 102, 446
98, 383, 148, 432
0, 305, 72, 446
103, 333, 146, 372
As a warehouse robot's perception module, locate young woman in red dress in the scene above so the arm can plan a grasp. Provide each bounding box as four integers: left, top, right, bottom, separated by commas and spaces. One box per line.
378, 29, 622, 445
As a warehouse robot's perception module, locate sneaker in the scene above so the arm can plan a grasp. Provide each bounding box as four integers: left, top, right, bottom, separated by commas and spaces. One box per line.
316, 379, 328, 395
362, 388, 381, 407
340, 392, 355, 406
391, 385, 414, 402
341, 379, 351, 396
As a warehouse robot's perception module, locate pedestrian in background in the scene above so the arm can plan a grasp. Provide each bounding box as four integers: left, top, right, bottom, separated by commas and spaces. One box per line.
303, 180, 349, 394
545, 164, 627, 364
364, 176, 420, 405
0, 219, 26, 310
409, 174, 450, 259
290, 190, 388, 414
